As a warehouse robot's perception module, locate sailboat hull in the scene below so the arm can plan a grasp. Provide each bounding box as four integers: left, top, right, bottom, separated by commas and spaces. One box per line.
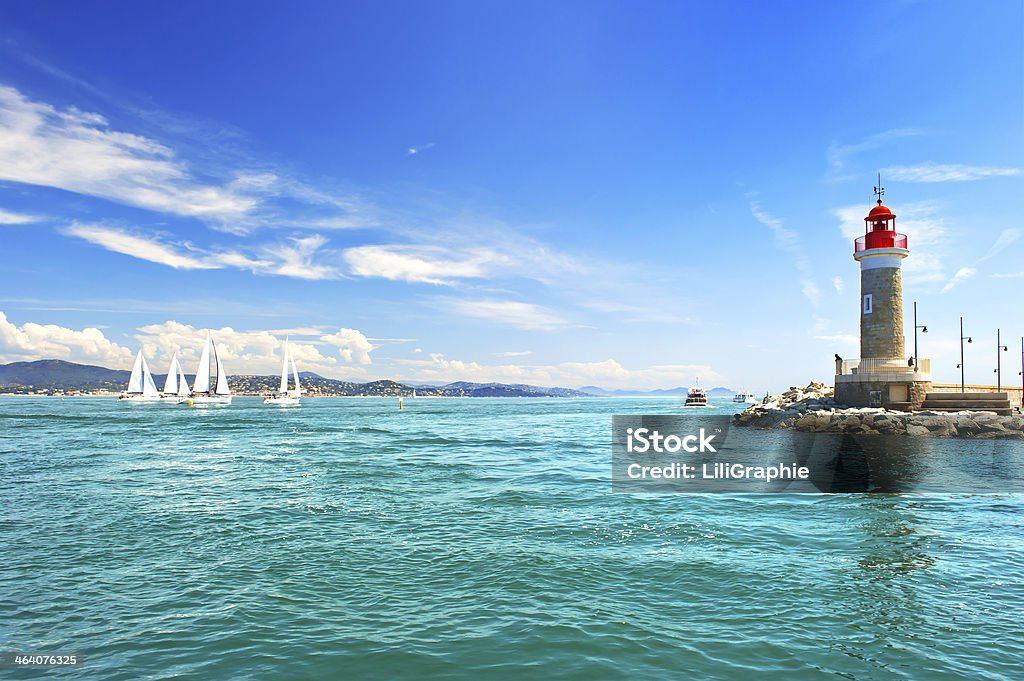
180, 395, 232, 406
264, 395, 300, 405
119, 394, 163, 402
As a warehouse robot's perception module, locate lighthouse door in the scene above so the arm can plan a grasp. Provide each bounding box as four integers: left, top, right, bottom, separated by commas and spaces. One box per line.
888, 384, 909, 403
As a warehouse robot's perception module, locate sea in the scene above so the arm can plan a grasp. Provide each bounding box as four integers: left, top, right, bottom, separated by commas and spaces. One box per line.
1, 396, 1022, 680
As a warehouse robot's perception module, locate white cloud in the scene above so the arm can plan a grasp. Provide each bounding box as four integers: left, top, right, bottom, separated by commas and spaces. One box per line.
0, 208, 39, 224
0, 316, 376, 376
66, 223, 221, 270
320, 328, 376, 364
940, 267, 976, 294
262, 235, 338, 280
831, 276, 844, 294
396, 353, 720, 390
978, 228, 1022, 262
882, 163, 1020, 183
342, 245, 510, 285
134, 321, 376, 374
0, 85, 260, 220
0, 85, 361, 232
498, 350, 532, 357
65, 223, 338, 280
447, 299, 571, 331
0, 310, 133, 366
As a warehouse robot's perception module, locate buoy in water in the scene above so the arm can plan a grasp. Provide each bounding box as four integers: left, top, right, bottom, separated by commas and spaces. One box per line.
399, 398, 403, 411
188, 399, 194, 407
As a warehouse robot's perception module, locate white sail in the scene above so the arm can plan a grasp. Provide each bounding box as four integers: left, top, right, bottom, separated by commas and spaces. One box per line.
127, 350, 144, 393
175, 358, 189, 397
163, 353, 179, 394
290, 356, 301, 396
213, 340, 230, 395
279, 338, 289, 393
141, 355, 159, 398
193, 333, 212, 394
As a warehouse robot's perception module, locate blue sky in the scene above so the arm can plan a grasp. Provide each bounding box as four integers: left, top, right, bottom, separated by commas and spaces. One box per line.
0, 0, 1021, 391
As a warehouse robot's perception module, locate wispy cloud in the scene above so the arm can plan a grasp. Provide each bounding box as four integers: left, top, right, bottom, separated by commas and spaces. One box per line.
407, 142, 436, 156
342, 244, 507, 285
0, 208, 40, 224
826, 128, 927, 181
940, 266, 976, 294
498, 350, 532, 357
65, 223, 338, 280
883, 163, 1020, 183
978, 228, 1022, 262
0, 85, 362, 233
446, 299, 572, 331
832, 201, 950, 285
749, 200, 820, 304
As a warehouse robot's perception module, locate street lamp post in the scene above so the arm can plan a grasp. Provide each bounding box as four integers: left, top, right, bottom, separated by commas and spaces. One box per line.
995, 329, 1008, 391
912, 301, 927, 371
957, 317, 972, 393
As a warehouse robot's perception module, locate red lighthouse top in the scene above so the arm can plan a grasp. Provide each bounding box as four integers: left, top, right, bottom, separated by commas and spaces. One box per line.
855, 181, 907, 253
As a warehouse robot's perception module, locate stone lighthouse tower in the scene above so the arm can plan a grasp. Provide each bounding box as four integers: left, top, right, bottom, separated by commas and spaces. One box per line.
835, 183, 932, 408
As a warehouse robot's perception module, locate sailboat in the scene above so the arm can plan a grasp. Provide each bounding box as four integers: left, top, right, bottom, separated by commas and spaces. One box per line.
264, 337, 301, 405
161, 352, 190, 401
181, 332, 232, 405
119, 348, 161, 402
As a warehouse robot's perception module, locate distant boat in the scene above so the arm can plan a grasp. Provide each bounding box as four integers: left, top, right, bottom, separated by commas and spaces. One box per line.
161, 352, 190, 401
264, 338, 301, 406
733, 390, 756, 404
181, 332, 232, 405
684, 386, 708, 407
119, 348, 161, 402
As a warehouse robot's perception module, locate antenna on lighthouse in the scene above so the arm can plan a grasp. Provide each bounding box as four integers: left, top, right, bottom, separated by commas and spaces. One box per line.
873, 173, 885, 204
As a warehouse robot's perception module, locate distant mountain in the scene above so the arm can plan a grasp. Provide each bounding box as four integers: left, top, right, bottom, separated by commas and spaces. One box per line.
0, 359, 130, 390
579, 385, 736, 397
0, 360, 588, 398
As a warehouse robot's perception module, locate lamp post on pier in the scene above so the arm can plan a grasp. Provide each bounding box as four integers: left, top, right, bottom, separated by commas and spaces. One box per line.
995, 329, 1008, 391
957, 317, 972, 393
912, 301, 927, 371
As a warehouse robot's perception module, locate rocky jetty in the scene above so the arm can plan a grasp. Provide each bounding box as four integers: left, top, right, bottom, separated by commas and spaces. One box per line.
734, 382, 1024, 439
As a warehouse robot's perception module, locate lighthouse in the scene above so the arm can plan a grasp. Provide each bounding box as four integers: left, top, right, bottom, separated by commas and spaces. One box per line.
835, 182, 932, 408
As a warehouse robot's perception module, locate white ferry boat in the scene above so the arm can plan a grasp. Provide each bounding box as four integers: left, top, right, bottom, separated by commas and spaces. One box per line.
684, 386, 708, 407
733, 390, 756, 404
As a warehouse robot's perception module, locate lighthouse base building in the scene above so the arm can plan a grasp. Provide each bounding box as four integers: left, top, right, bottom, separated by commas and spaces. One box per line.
834, 192, 933, 409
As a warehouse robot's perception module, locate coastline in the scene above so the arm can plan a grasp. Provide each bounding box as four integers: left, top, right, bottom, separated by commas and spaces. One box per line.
735, 382, 1024, 439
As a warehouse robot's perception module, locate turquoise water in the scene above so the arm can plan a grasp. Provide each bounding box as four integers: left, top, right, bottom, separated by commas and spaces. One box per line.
1, 396, 1022, 680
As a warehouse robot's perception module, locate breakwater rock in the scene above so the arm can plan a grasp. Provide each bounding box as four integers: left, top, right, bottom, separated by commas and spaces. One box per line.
734, 382, 1024, 439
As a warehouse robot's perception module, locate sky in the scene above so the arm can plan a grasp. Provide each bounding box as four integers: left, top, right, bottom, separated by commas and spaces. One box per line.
0, 0, 1021, 392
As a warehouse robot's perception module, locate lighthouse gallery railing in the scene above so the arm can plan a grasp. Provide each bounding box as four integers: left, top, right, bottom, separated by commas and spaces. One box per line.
838, 358, 930, 375
854, 232, 907, 252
